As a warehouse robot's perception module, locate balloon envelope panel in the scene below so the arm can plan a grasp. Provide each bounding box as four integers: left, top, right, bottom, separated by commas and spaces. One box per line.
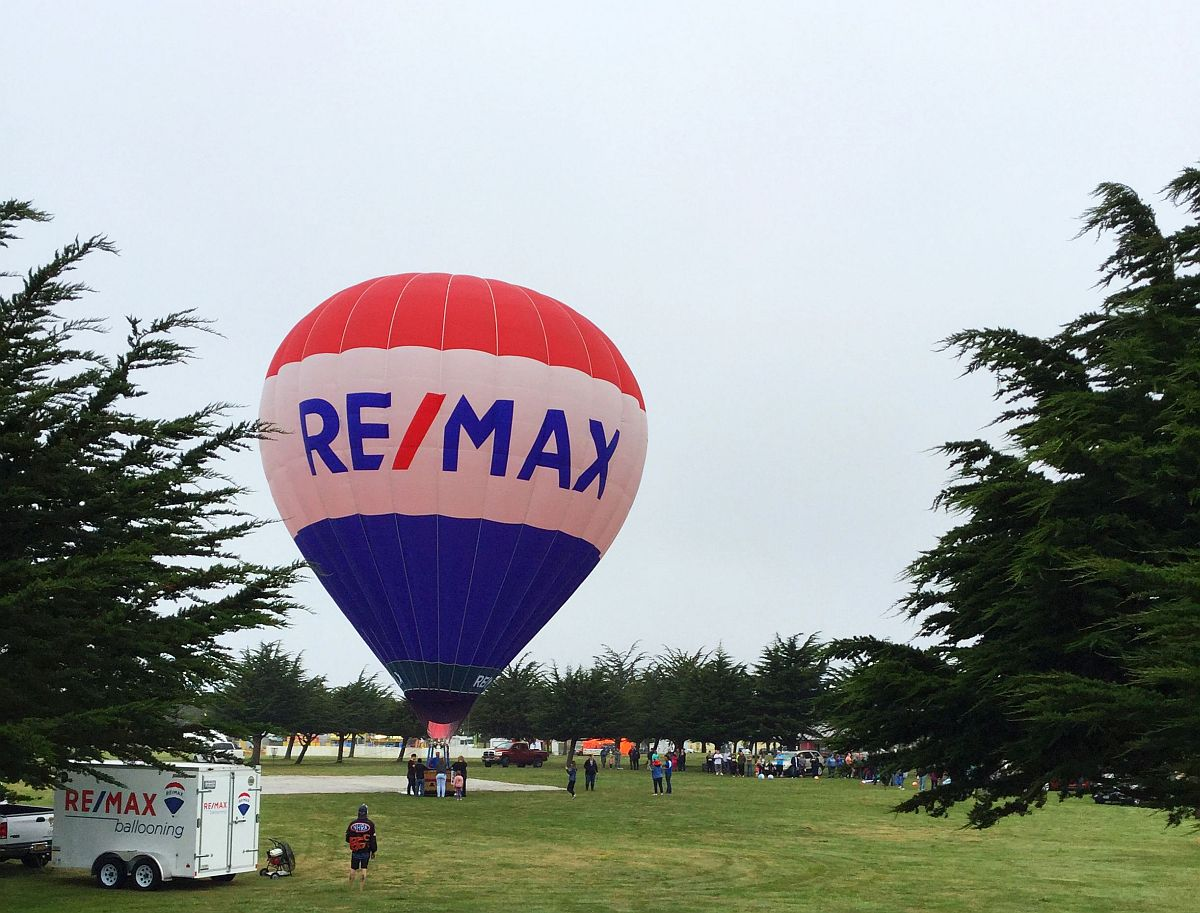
260, 274, 647, 736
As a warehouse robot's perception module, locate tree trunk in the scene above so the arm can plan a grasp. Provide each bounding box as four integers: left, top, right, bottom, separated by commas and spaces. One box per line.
250, 733, 264, 767
284, 733, 296, 759
336, 733, 346, 762
565, 737, 578, 765
396, 737, 408, 761
349, 735, 357, 758
611, 734, 622, 768
295, 733, 315, 764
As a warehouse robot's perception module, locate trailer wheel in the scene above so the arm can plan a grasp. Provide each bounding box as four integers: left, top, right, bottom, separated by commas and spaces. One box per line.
22, 852, 50, 868
93, 854, 127, 889
211, 873, 236, 883
534, 760, 543, 768
129, 856, 162, 891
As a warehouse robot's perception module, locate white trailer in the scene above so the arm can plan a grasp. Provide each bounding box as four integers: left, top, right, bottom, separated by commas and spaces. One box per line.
52, 761, 260, 890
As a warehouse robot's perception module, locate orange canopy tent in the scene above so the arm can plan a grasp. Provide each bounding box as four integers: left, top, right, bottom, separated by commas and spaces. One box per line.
581, 738, 635, 754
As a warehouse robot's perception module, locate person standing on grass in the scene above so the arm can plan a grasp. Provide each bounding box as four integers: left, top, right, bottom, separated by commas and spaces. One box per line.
452, 755, 469, 797
453, 770, 465, 799
436, 758, 448, 798
650, 754, 665, 795
584, 755, 598, 791
406, 754, 418, 796
664, 754, 674, 794
346, 803, 377, 890
566, 759, 578, 798
414, 756, 427, 796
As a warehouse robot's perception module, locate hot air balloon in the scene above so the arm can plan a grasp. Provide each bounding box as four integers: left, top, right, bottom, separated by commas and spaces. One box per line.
259, 274, 647, 740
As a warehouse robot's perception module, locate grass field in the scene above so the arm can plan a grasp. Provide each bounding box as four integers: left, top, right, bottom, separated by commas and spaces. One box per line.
4, 757, 1198, 912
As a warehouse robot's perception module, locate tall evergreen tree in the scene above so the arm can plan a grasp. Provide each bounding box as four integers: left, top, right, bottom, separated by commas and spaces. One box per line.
468, 657, 547, 741
211, 642, 313, 766
290, 676, 334, 765
643, 648, 707, 753
0, 202, 300, 797
330, 672, 393, 762
827, 164, 1200, 826
752, 633, 826, 749
691, 648, 753, 750
535, 663, 607, 763
592, 643, 645, 766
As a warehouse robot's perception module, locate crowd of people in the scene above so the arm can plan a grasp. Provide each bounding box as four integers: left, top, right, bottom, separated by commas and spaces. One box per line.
403, 753, 469, 798
395, 743, 945, 811
346, 744, 947, 889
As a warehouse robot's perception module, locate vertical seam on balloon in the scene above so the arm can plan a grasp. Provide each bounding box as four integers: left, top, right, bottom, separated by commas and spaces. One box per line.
525, 284, 551, 364
337, 276, 389, 354
335, 279, 415, 685
384, 275, 423, 662
434, 274, 453, 692
599, 393, 646, 555
370, 311, 417, 678
385, 274, 425, 668
502, 364, 604, 664
486, 276, 499, 354
440, 274, 453, 350
587, 318, 622, 396
479, 286, 565, 668
297, 294, 333, 363
385, 273, 422, 348
604, 332, 641, 409
554, 295, 594, 380
294, 355, 391, 677
315, 364, 395, 675
580, 330, 631, 550
461, 288, 550, 672
451, 280, 500, 672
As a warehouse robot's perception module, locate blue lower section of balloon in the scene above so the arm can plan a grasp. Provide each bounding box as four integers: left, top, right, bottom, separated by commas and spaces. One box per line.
294, 513, 601, 699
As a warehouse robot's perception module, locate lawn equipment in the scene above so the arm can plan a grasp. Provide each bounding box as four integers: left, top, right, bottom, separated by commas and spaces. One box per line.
259, 838, 296, 877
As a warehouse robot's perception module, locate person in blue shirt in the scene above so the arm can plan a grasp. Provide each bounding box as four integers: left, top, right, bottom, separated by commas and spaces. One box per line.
566, 759, 578, 798
650, 754, 665, 795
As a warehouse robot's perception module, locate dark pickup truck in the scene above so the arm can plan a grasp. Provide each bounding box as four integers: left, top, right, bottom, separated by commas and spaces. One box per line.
481, 741, 549, 768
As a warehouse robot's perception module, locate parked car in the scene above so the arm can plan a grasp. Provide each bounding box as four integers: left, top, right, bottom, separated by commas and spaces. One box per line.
0, 803, 53, 868
793, 750, 823, 776
1092, 780, 1146, 806
192, 739, 242, 763
481, 741, 548, 768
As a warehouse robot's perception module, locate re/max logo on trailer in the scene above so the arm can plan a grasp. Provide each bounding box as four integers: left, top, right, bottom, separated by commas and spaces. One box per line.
299, 393, 620, 499
64, 789, 159, 817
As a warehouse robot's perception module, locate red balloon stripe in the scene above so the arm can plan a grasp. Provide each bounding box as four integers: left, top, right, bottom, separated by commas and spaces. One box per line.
265, 273, 644, 410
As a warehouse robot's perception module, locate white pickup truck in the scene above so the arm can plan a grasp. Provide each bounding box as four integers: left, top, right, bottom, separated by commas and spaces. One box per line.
0, 803, 54, 868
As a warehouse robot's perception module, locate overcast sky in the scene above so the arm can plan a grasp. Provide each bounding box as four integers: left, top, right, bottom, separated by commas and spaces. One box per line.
6, 3, 1199, 687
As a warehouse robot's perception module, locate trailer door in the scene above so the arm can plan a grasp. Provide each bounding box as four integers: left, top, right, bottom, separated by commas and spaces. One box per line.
229, 766, 261, 872
195, 772, 233, 873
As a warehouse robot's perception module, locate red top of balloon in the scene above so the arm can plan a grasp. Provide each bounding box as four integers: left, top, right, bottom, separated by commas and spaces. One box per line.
266, 273, 644, 409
